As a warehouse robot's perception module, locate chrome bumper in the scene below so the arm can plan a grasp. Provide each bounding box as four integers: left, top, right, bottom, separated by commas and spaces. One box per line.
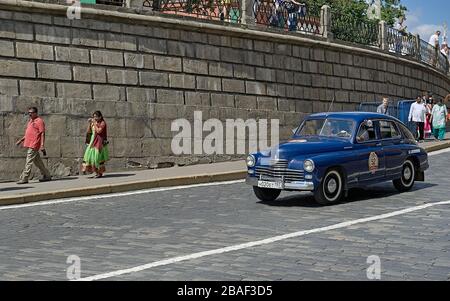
245, 176, 314, 191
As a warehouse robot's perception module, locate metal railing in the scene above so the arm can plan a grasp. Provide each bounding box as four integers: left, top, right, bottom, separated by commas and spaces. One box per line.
331, 12, 379, 47
252, 0, 321, 35
419, 39, 449, 72
150, 0, 241, 23
387, 27, 417, 57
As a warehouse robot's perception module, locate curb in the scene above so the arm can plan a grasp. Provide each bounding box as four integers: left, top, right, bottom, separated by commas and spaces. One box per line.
0, 142, 448, 207
0, 170, 248, 207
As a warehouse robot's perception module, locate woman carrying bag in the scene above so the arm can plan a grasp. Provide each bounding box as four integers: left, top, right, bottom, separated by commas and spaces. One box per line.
82, 111, 109, 178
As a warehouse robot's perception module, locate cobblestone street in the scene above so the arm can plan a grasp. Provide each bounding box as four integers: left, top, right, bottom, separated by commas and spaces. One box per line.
0, 150, 449, 281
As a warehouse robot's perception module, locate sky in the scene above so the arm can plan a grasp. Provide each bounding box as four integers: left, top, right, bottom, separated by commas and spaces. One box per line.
401, 0, 450, 42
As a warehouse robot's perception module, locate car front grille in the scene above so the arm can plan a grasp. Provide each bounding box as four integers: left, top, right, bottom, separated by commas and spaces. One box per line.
255, 160, 305, 182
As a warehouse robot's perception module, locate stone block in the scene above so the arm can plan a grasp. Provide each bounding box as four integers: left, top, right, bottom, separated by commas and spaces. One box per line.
55, 46, 90, 64
73, 66, 107, 83
183, 58, 208, 75
257, 97, 277, 110
277, 98, 296, 112
245, 81, 266, 95
233, 64, 255, 80
126, 87, 156, 103
0, 79, 19, 96
211, 93, 234, 108
185, 92, 210, 106
156, 89, 184, 105
126, 119, 146, 138
20, 80, 55, 97
107, 69, 139, 85
91, 50, 124, 67
256, 67, 276, 82
254, 40, 274, 53
93, 85, 125, 101
37, 63, 72, 80
169, 74, 196, 89
209, 62, 233, 77
195, 44, 220, 61
139, 37, 167, 54
167, 40, 195, 57
154, 55, 182, 72
139, 71, 169, 87
0, 59, 35, 78
196, 76, 222, 91
220, 47, 244, 64
235, 95, 257, 109
105, 33, 137, 51
124, 53, 143, 69
16, 42, 54, 60
72, 29, 105, 48
35, 24, 71, 44
57, 83, 92, 99
0, 40, 14, 57
222, 79, 245, 93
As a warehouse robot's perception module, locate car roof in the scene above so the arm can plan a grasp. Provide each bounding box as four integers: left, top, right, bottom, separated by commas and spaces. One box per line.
307, 112, 400, 123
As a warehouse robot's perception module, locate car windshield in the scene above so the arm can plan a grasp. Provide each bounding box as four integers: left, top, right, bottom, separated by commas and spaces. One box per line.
296, 118, 355, 139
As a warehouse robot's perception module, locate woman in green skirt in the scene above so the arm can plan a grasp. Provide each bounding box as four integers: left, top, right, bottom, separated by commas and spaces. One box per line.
82, 111, 109, 178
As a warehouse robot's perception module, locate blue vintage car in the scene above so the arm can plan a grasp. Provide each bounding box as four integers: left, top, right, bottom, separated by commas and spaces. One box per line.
246, 112, 429, 205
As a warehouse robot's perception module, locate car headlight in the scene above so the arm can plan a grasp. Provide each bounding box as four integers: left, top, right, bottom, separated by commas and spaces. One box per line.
246, 155, 256, 168
304, 159, 315, 173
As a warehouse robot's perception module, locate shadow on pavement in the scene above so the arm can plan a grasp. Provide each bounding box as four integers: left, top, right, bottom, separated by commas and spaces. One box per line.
0, 186, 32, 192
97, 173, 136, 178
258, 182, 437, 208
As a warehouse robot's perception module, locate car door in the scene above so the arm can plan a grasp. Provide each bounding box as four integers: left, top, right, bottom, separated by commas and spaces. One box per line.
353, 120, 386, 183
380, 120, 404, 179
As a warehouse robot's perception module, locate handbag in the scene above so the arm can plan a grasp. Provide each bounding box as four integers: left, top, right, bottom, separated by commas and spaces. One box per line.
85, 132, 91, 144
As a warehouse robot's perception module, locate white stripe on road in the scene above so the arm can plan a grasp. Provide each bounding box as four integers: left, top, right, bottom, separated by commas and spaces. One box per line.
77, 199, 450, 281
0, 180, 245, 211
428, 147, 450, 156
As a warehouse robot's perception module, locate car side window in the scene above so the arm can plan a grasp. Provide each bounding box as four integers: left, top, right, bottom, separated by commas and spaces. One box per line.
356, 121, 377, 143
380, 120, 401, 140
399, 123, 415, 140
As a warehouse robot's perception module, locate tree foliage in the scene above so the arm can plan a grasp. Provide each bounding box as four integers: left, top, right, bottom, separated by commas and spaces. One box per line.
302, 0, 407, 44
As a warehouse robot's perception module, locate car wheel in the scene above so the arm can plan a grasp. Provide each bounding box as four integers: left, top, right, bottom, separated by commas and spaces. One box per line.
253, 186, 281, 202
314, 169, 344, 205
393, 159, 415, 192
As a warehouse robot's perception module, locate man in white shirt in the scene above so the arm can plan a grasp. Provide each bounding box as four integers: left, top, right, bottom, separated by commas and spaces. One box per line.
409, 96, 430, 141
429, 31, 441, 67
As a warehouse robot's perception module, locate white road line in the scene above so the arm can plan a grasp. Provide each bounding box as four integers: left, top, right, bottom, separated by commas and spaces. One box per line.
77, 199, 450, 281
0, 180, 245, 211
428, 147, 450, 156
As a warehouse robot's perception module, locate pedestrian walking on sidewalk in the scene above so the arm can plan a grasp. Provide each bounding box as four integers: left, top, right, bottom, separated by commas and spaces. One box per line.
16, 107, 51, 184
431, 98, 448, 141
409, 96, 429, 142
377, 97, 390, 114
82, 111, 109, 178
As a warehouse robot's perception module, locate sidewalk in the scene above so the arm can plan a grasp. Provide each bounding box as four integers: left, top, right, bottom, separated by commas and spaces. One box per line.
0, 135, 449, 206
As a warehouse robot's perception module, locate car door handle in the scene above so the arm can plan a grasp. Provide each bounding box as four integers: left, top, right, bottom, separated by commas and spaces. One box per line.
375, 143, 382, 147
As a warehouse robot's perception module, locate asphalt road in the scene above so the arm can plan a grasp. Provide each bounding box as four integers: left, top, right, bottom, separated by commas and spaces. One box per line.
0, 150, 449, 281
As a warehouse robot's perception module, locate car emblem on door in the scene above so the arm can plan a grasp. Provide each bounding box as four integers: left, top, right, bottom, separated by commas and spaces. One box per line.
369, 152, 379, 174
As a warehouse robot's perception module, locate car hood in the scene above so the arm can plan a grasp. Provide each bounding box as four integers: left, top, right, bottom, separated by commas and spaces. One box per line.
265, 136, 353, 160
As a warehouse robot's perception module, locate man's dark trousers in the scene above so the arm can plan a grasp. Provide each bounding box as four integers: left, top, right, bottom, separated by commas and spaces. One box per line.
416, 122, 425, 140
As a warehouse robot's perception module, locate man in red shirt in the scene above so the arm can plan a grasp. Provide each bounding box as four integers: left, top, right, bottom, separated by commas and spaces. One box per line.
16, 107, 51, 184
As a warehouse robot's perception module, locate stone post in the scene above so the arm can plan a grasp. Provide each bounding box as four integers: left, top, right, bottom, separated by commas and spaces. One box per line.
415, 34, 422, 62
320, 5, 332, 40
241, 0, 255, 26
379, 21, 388, 51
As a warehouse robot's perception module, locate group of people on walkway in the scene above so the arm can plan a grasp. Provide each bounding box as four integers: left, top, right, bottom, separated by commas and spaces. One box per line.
407, 94, 449, 142
377, 94, 448, 142
15, 108, 109, 184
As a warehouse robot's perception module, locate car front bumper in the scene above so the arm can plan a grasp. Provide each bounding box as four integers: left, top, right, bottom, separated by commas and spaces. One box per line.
245, 176, 314, 191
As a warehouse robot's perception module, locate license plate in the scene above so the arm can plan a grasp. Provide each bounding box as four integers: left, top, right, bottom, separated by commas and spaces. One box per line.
258, 180, 283, 189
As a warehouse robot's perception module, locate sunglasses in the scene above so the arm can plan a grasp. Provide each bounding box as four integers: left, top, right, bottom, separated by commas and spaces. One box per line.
28, 112, 36, 115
